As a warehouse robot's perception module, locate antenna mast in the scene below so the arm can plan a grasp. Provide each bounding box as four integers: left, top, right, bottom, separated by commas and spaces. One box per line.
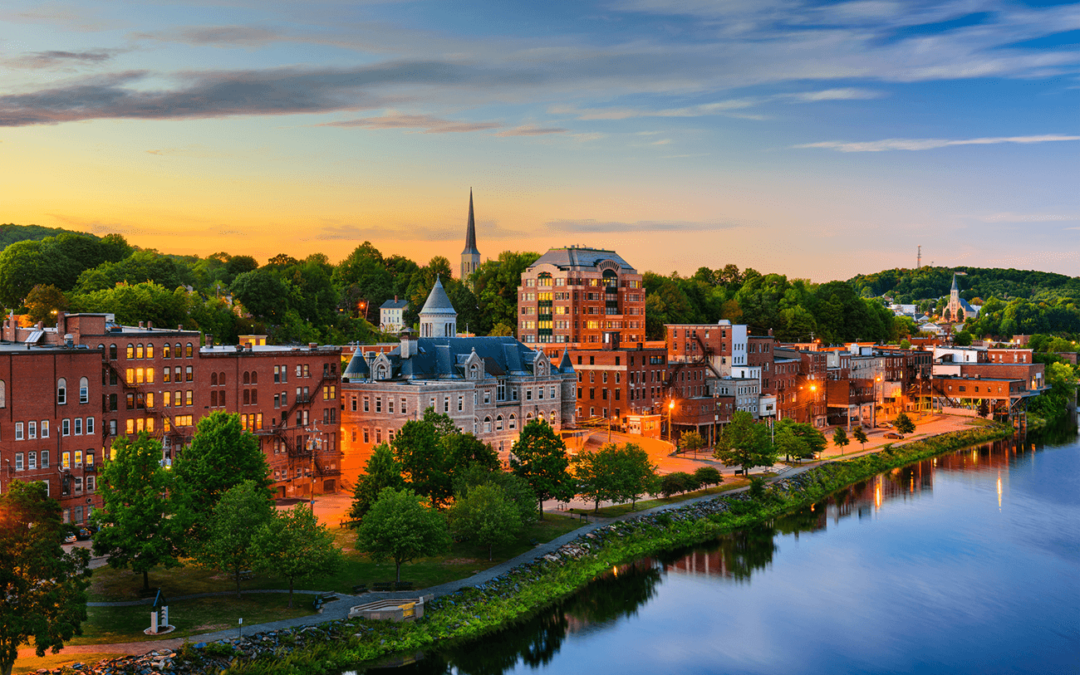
917, 245, 921, 269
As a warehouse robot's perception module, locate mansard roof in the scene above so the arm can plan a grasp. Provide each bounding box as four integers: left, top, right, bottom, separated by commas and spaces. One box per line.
529, 247, 637, 273
345, 336, 572, 381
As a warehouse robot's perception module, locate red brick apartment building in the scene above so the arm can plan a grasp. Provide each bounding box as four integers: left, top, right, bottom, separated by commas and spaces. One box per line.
564, 341, 672, 422
517, 247, 646, 346
0, 342, 102, 526
2, 313, 342, 518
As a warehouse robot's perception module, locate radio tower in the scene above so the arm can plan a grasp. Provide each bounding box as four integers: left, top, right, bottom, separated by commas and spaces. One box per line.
917, 245, 922, 269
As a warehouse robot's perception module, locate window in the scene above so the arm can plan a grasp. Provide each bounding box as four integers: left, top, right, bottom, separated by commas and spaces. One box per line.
363, 397, 370, 412
186, 366, 193, 382
174, 367, 181, 382
509, 414, 516, 430
62, 452, 70, 469
126, 344, 134, 359
15, 453, 24, 471
147, 368, 155, 384
40, 450, 49, 468
164, 368, 171, 383
28, 421, 37, 440
62, 419, 70, 436
296, 365, 302, 378
57, 378, 67, 405
146, 343, 154, 359
110, 344, 118, 359
484, 390, 491, 404
136, 344, 144, 359
78, 377, 90, 403
185, 343, 193, 357
28, 451, 37, 470
496, 415, 503, 431
458, 395, 463, 412
186, 390, 193, 406
401, 398, 407, 414
280, 366, 286, 383
162, 343, 171, 358
274, 366, 280, 383
74, 418, 82, 435
444, 397, 449, 413
86, 417, 94, 434
109, 420, 117, 436
74, 450, 83, 467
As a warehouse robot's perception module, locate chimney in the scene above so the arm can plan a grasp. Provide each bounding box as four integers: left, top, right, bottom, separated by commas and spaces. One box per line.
64, 334, 74, 348
308, 342, 318, 349
56, 311, 66, 333
178, 324, 183, 331
147, 321, 153, 330
139, 321, 144, 329
205, 334, 214, 347
400, 329, 415, 359
394, 295, 398, 302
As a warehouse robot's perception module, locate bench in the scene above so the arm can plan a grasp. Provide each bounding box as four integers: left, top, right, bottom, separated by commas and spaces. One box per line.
352, 584, 368, 595
372, 582, 393, 592
395, 581, 414, 591
312, 593, 337, 611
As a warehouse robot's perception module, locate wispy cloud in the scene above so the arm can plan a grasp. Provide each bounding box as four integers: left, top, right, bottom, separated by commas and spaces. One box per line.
7, 49, 118, 69
322, 112, 501, 134
795, 134, 1080, 152
308, 221, 528, 242
546, 219, 739, 233
496, 124, 567, 137
978, 212, 1080, 223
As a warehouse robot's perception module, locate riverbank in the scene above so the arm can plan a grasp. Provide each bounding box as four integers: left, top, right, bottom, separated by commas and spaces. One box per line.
28, 422, 1012, 675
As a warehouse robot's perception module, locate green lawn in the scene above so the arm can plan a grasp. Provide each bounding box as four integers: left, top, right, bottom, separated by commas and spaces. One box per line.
569, 479, 752, 518
13, 653, 126, 674
71, 593, 315, 645
89, 512, 584, 603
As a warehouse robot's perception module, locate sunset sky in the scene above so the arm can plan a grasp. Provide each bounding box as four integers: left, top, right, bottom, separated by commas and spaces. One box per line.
2, 0, 1077, 281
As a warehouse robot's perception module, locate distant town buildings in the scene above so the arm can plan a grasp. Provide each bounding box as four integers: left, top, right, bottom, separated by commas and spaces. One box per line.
379, 297, 408, 334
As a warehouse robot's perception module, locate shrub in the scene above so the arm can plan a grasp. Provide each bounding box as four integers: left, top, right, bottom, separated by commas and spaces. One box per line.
748, 476, 767, 500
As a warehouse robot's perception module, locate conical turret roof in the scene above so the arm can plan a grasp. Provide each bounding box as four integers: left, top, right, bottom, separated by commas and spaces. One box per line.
421, 275, 457, 315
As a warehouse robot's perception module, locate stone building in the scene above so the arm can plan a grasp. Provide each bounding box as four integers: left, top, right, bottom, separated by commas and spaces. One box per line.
340, 282, 576, 477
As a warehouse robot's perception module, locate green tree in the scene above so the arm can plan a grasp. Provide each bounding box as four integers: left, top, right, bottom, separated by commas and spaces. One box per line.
0, 481, 92, 675
449, 484, 522, 561
356, 488, 450, 583
1029, 362, 1079, 421
611, 443, 658, 510
853, 426, 869, 452
510, 419, 575, 518
452, 464, 538, 526
659, 472, 693, 498
90, 433, 185, 591
24, 284, 69, 327
172, 412, 271, 546
572, 445, 620, 512
832, 427, 850, 456
348, 443, 404, 522
71, 282, 190, 328
693, 466, 723, 489
894, 411, 916, 435
392, 409, 497, 509
680, 430, 705, 454
713, 411, 777, 475
251, 504, 342, 608
774, 422, 806, 463
195, 481, 275, 598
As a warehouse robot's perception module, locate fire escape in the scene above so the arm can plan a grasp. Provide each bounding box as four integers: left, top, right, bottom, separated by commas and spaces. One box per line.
260, 369, 342, 480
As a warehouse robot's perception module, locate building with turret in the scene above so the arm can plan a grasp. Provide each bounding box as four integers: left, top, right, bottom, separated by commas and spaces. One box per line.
339, 280, 576, 475
944, 273, 981, 323
461, 190, 481, 285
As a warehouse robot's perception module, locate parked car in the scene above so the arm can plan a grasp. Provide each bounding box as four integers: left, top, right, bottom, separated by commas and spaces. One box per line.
75, 527, 93, 541
884, 432, 904, 439
63, 533, 77, 544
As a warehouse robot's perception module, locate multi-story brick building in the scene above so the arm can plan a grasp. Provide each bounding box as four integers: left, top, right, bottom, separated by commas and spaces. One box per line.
2, 312, 343, 506
0, 342, 103, 526
567, 342, 670, 422
340, 282, 575, 479
517, 247, 645, 346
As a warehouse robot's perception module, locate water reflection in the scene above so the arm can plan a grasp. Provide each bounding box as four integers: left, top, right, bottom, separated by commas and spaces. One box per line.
360, 428, 1074, 675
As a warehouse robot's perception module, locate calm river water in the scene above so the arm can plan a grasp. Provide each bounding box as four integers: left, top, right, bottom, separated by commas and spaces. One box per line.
366, 425, 1080, 675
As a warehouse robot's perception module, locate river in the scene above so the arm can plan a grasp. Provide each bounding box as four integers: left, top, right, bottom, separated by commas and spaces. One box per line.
362, 425, 1080, 675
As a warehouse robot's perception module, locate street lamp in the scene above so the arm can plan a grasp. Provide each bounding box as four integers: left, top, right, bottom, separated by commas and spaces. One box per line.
667, 399, 675, 446
358, 301, 368, 322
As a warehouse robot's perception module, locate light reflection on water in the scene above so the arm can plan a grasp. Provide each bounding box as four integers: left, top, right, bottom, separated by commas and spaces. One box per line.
354, 426, 1080, 675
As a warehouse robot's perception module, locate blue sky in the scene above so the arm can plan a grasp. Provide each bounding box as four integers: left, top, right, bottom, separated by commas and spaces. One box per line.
1, 0, 1077, 280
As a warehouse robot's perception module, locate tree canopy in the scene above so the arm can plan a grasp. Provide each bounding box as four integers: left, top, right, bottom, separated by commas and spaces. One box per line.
510, 419, 575, 517
356, 487, 451, 583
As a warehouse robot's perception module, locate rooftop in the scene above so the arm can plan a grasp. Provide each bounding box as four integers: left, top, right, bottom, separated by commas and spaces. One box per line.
528, 246, 637, 273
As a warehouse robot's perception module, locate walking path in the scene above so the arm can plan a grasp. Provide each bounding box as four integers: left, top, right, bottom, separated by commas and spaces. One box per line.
23, 416, 982, 663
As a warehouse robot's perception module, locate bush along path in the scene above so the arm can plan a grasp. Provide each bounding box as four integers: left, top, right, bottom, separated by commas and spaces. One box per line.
35, 424, 1012, 675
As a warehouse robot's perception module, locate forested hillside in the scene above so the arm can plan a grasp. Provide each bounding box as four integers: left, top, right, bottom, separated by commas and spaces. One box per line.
0, 223, 95, 250
0, 224, 1075, 344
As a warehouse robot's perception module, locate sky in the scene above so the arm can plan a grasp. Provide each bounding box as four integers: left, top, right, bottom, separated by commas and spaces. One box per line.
1, 0, 1078, 281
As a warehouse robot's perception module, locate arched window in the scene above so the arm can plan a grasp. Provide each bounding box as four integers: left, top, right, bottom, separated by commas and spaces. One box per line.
250, 372, 257, 385
219, 372, 226, 386
136, 344, 144, 359
163, 343, 171, 358
126, 344, 134, 359
445, 323, 453, 337
508, 413, 516, 430
496, 415, 503, 431
537, 411, 544, 422
243, 372, 250, 385
173, 343, 181, 358
211, 373, 218, 386
79, 377, 89, 403
109, 344, 117, 360
146, 343, 154, 359
484, 416, 492, 433
526, 412, 533, 422
186, 343, 193, 358
550, 411, 557, 425
57, 378, 67, 405
470, 364, 478, 379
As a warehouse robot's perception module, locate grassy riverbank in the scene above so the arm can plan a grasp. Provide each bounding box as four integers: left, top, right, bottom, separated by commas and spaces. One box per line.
197, 422, 1013, 675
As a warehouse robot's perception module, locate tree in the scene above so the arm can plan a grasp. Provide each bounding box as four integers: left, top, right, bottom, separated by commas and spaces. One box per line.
24, 285, 68, 327
195, 481, 275, 598
853, 426, 869, 453
449, 484, 521, 561
611, 443, 658, 510
774, 422, 806, 463
251, 504, 342, 608
894, 411, 916, 435
0, 481, 92, 675
572, 445, 620, 512
392, 409, 497, 509
172, 412, 272, 546
91, 433, 185, 591
659, 472, 693, 498
713, 411, 777, 475
452, 464, 538, 526
832, 428, 850, 456
357, 488, 450, 583
693, 466, 723, 489
348, 443, 404, 522
681, 430, 705, 454
510, 419, 575, 518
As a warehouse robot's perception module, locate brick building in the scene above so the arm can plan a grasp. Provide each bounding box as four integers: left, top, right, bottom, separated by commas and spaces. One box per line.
517, 247, 645, 346
0, 342, 103, 526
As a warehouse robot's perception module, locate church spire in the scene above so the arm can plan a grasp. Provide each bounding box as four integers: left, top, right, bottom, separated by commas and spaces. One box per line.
462, 189, 479, 256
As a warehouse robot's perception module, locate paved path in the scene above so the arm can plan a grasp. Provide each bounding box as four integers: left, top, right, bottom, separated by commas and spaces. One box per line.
23, 416, 983, 663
